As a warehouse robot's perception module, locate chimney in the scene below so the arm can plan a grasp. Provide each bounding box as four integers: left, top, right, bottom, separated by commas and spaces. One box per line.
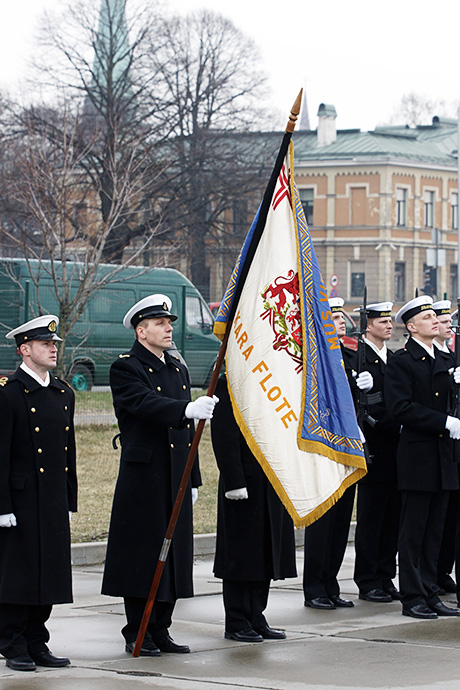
317, 103, 337, 147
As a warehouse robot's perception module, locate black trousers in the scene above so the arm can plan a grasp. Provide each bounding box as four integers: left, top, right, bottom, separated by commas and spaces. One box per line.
303, 485, 355, 600
437, 489, 459, 580
454, 496, 460, 604
398, 490, 449, 609
354, 482, 401, 593
122, 597, 175, 644
222, 579, 270, 633
0, 603, 52, 658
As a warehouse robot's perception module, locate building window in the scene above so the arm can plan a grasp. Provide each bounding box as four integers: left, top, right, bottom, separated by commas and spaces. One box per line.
396, 188, 407, 226
452, 193, 458, 230
350, 263, 365, 298
351, 187, 367, 225
299, 188, 314, 226
450, 264, 458, 301
424, 190, 434, 228
394, 262, 406, 301
232, 198, 248, 236
422, 263, 437, 296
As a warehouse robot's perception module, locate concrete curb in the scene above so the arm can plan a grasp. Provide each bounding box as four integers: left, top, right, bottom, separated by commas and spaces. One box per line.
71, 522, 356, 567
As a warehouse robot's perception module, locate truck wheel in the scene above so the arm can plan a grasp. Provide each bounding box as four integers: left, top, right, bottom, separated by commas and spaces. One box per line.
69, 364, 93, 392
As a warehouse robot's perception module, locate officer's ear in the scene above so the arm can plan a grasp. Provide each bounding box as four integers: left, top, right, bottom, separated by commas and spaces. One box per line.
406, 318, 416, 335
135, 323, 145, 342
19, 342, 30, 358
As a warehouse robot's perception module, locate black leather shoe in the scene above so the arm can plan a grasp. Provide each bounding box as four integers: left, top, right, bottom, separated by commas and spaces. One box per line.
429, 601, 460, 616
225, 628, 264, 642
125, 641, 161, 657
359, 588, 392, 603
254, 624, 286, 639
330, 595, 354, 608
438, 575, 457, 593
304, 597, 336, 609
384, 586, 402, 600
402, 604, 438, 619
154, 635, 190, 653
29, 650, 70, 667
5, 655, 36, 672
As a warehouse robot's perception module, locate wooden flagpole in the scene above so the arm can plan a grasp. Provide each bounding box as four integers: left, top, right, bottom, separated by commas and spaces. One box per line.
132, 90, 302, 657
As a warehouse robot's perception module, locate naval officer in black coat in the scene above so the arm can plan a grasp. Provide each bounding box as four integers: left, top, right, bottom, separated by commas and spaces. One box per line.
431, 300, 458, 595
0, 315, 77, 672
303, 298, 373, 610
102, 294, 218, 656
211, 374, 297, 642
384, 295, 460, 618
353, 302, 401, 603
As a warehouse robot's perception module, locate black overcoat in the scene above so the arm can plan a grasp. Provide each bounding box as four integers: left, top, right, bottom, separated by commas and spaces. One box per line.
211, 376, 297, 582
384, 337, 459, 492
0, 368, 77, 605
101, 340, 201, 602
361, 344, 400, 484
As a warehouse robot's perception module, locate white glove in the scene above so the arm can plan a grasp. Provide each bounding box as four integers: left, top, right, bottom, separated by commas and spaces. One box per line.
358, 427, 366, 443
191, 488, 198, 505
185, 395, 219, 420
225, 487, 249, 500
0, 513, 17, 527
69, 512, 72, 522
445, 415, 460, 439
355, 371, 373, 392
454, 367, 460, 384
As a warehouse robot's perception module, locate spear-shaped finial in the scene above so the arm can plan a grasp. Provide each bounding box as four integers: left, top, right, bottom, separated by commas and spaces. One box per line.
285, 89, 303, 133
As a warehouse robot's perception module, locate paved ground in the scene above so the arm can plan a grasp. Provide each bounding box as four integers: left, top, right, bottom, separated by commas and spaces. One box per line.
1, 545, 460, 689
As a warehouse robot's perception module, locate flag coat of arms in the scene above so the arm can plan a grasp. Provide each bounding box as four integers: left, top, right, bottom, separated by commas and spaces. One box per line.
214, 141, 366, 527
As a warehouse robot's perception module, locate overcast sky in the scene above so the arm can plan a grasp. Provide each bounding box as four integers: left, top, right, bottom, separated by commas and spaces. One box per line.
1, 0, 458, 131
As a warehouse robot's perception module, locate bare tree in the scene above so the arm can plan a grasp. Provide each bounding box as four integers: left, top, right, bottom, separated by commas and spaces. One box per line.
0, 100, 174, 376
145, 10, 275, 297
24, 0, 172, 264
1, 1, 277, 307
387, 92, 460, 127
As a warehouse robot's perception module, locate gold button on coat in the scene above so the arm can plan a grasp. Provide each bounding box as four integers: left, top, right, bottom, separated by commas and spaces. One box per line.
37, 448, 43, 454
35, 427, 40, 432
39, 467, 44, 473
31, 407, 36, 413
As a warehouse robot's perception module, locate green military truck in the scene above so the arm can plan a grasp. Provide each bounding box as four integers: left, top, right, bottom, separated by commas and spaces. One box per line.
0, 259, 220, 390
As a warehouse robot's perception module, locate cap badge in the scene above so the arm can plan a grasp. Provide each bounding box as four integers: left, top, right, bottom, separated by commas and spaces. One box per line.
48, 321, 57, 333
163, 302, 168, 311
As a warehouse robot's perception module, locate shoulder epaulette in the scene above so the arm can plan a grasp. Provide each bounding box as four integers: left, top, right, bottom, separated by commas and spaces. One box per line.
119, 354, 131, 359
0, 374, 9, 387
56, 377, 72, 388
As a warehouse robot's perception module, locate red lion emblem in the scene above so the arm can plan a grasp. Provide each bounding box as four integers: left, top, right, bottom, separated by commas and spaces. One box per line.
261, 271, 303, 373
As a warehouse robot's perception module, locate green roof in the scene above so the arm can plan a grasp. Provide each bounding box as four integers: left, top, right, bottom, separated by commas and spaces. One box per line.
292, 118, 459, 166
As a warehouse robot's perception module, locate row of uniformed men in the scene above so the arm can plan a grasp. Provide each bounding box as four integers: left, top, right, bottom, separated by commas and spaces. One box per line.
2, 291, 460, 674
303, 294, 460, 621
